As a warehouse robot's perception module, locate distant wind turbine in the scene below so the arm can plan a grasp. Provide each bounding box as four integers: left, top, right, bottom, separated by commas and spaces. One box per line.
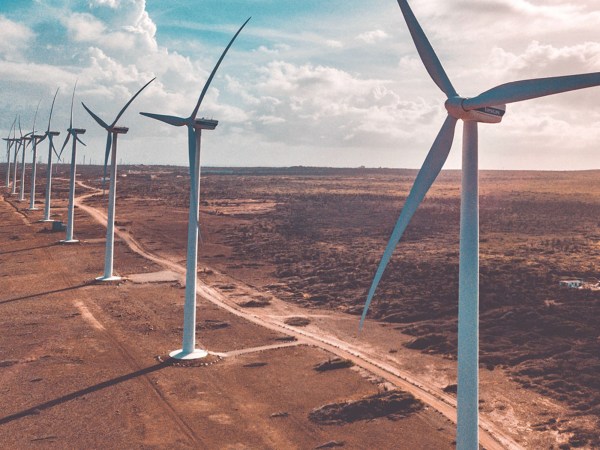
18, 108, 37, 203
140, 18, 250, 360
359, 1, 600, 448
3, 117, 17, 188
59, 82, 86, 244
41, 88, 61, 222
82, 77, 155, 280
28, 100, 47, 211
11, 116, 23, 196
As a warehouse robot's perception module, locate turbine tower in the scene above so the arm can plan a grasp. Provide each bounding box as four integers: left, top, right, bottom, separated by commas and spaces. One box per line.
140, 17, 250, 360
59, 82, 86, 244
82, 78, 155, 280
3, 117, 17, 188
359, 1, 600, 449
42, 88, 61, 222
28, 102, 47, 211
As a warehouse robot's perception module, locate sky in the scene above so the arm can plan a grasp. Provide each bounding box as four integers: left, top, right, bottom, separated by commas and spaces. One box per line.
1, 0, 600, 169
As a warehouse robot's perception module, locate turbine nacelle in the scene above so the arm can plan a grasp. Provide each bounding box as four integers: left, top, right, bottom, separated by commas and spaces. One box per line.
47, 131, 61, 137
68, 128, 86, 135
445, 97, 505, 124
110, 126, 129, 135
194, 118, 218, 130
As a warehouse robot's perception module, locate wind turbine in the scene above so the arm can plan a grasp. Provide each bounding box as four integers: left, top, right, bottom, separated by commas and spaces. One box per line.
3, 117, 17, 188
11, 117, 23, 195
82, 77, 155, 280
59, 82, 86, 244
28, 101, 48, 211
140, 17, 250, 360
359, 1, 600, 448
41, 88, 61, 222
18, 107, 36, 203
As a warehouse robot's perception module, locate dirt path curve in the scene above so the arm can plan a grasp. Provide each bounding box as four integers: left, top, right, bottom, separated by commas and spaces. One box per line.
73, 181, 521, 450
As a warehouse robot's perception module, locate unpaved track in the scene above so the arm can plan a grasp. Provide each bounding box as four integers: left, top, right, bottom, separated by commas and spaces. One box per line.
74, 182, 520, 450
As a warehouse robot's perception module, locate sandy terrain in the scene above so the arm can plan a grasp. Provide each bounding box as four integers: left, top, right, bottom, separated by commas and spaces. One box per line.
1, 164, 599, 449
1, 172, 455, 449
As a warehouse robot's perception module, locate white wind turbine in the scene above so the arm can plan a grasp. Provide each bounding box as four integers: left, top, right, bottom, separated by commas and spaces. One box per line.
59, 82, 86, 244
140, 17, 250, 360
28, 101, 48, 211
359, 1, 600, 448
41, 88, 61, 222
3, 117, 17, 188
82, 78, 155, 281
11, 117, 24, 196
18, 107, 37, 203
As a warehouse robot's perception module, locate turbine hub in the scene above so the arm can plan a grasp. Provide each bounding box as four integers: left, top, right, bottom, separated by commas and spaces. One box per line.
444, 96, 505, 124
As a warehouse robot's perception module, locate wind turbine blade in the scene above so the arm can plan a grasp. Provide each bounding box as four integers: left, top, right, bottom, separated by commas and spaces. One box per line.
18, 116, 23, 138
463, 72, 600, 110
51, 139, 61, 160
82, 102, 110, 130
396, 0, 457, 98
69, 81, 78, 129
59, 133, 71, 159
8, 116, 16, 138
139, 112, 187, 127
102, 132, 112, 189
110, 77, 156, 127
190, 17, 251, 120
76, 135, 86, 147
47, 88, 59, 132
32, 99, 41, 134
359, 114, 458, 329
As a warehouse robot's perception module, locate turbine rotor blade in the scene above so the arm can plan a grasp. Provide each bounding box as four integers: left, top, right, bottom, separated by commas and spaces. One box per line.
32, 99, 41, 134
51, 138, 61, 160
69, 81, 78, 129
359, 114, 458, 329
8, 116, 16, 138
397, 0, 457, 98
76, 135, 86, 147
47, 88, 59, 132
102, 132, 112, 189
139, 112, 187, 127
463, 72, 600, 110
59, 133, 71, 158
190, 17, 251, 120
111, 77, 156, 127
82, 102, 110, 130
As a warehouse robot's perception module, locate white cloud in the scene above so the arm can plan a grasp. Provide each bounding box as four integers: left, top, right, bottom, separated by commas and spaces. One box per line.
356, 29, 389, 44
0, 15, 35, 61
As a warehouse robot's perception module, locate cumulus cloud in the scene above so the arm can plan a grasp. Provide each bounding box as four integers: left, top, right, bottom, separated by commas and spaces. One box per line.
356, 29, 389, 44
0, 15, 35, 61
1, 1, 600, 169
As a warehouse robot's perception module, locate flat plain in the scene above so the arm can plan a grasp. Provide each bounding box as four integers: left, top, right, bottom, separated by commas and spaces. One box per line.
1, 164, 599, 449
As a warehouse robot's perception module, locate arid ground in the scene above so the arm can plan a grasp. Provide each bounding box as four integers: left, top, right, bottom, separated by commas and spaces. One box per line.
1, 164, 599, 449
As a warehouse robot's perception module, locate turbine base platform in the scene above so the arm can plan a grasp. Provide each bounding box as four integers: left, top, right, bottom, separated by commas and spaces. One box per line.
169, 348, 208, 360
60, 239, 79, 244
96, 275, 122, 282
28, 207, 39, 211
39, 219, 54, 223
